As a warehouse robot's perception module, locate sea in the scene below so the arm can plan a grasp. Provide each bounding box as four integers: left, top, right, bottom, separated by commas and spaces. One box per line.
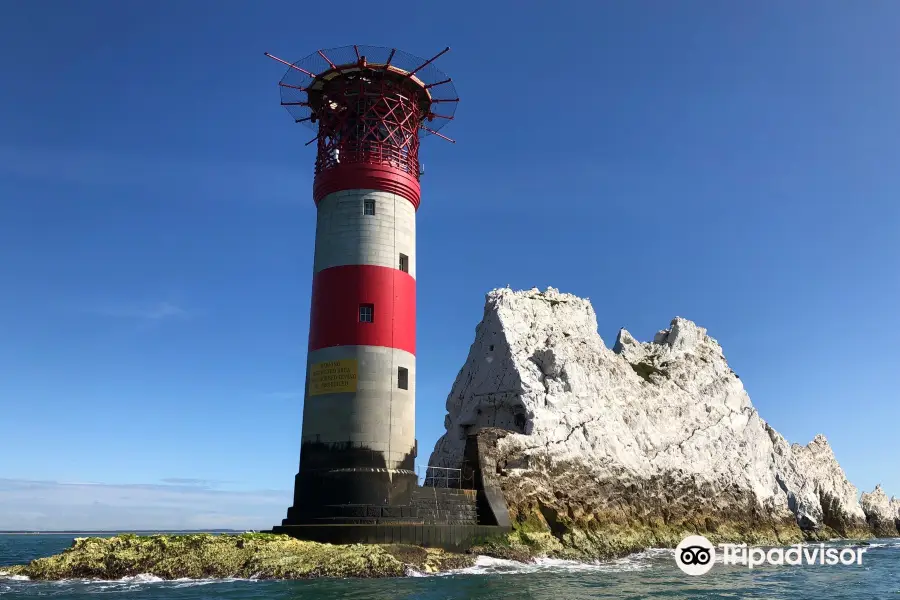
1, 534, 898, 599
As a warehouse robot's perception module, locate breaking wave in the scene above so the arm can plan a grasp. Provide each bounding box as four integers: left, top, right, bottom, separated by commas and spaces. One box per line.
437, 548, 668, 577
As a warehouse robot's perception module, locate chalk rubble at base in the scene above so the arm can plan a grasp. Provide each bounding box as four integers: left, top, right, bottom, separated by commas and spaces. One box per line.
429, 286, 894, 551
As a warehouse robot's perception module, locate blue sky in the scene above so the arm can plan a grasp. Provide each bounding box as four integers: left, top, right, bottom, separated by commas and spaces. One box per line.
0, 2, 897, 530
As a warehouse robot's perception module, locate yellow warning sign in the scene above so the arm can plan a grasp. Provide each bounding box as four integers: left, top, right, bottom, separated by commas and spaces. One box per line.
309, 359, 358, 396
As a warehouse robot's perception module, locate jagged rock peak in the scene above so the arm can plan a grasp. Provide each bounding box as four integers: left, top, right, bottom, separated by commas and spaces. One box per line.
791, 434, 832, 453
482, 285, 603, 347
861, 485, 900, 537
429, 287, 877, 549
612, 328, 636, 353
614, 317, 727, 363
654, 317, 710, 351
774, 432, 867, 533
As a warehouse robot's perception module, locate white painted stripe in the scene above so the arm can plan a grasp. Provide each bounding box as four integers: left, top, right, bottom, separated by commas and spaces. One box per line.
302, 345, 416, 471
313, 189, 416, 278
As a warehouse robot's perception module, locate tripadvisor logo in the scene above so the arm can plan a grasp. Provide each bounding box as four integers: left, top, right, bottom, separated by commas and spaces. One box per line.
675, 535, 716, 575
674, 535, 868, 575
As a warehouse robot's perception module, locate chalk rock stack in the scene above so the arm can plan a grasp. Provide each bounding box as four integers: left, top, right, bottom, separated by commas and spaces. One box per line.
860, 485, 900, 537
429, 287, 878, 556
771, 433, 868, 536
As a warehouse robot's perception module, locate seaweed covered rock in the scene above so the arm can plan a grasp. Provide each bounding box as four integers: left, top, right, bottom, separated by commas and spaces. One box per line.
429, 287, 876, 559
1, 534, 474, 580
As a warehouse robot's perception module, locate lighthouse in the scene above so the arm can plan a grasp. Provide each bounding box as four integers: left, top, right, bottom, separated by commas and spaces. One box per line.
265, 45, 458, 526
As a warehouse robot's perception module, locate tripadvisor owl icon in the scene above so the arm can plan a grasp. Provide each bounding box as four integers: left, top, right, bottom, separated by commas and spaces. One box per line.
675, 535, 716, 575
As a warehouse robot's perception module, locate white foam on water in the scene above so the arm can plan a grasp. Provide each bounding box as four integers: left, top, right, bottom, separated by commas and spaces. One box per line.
432, 541, 900, 578
4, 541, 896, 584
121, 573, 164, 583
438, 551, 660, 577
465, 555, 526, 572
170, 577, 255, 587
852, 541, 896, 549
16, 574, 261, 589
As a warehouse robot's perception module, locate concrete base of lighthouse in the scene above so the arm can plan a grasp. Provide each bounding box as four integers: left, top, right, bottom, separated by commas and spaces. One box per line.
268, 430, 514, 551
270, 523, 508, 552
282, 344, 419, 524
281, 459, 419, 524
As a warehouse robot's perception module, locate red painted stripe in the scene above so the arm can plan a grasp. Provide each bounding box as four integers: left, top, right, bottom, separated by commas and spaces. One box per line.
313, 163, 421, 209
308, 264, 416, 354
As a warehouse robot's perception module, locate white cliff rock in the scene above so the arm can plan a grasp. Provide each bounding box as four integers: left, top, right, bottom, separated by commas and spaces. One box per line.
429, 287, 874, 552
772, 433, 867, 532
860, 485, 900, 537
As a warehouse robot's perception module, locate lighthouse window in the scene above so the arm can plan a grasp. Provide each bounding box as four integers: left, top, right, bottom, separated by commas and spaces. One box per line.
359, 304, 374, 323
397, 367, 409, 390
399, 253, 409, 273
363, 199, 376, 216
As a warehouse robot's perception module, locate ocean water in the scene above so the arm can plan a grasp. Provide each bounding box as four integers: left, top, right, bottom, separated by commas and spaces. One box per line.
1, 534, 898, 599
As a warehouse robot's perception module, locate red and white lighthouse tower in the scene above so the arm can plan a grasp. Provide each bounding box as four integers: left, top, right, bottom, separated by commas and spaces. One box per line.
265, 45, 458, 525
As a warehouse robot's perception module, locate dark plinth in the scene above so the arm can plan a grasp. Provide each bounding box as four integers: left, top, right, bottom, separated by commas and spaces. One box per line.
270, 524, 508, 552
271, 485, 503, 551
270, 430, 514, 550
283, 440, 418, 525
285, 502, 422, 524
284, 469, 419, 524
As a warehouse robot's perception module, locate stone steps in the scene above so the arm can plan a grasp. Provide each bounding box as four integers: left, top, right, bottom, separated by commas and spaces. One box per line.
411, 487, 478, 524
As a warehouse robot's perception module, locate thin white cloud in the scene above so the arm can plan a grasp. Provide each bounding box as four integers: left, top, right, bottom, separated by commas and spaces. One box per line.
158, 478, 233, 488
0, 478, 290, 531
93, 301, 190, 322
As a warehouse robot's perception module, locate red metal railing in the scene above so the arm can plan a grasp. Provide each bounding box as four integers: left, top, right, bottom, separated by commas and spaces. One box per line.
317, 140, 417, 174
314, 78, 423, 177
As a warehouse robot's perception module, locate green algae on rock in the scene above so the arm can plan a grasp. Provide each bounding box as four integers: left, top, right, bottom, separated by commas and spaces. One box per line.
0, 565, 27, 576
4, 533, 475, 580
470, 503, 872, 564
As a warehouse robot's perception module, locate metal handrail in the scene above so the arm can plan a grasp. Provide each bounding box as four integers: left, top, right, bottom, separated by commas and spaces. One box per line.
317, 140, 417, 174
419, 465, 476, 489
